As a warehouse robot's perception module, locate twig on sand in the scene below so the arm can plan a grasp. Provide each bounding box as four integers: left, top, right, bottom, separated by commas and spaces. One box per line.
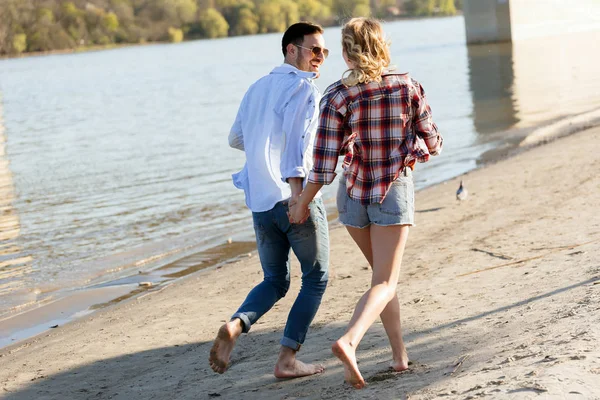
446, 354, 470, 376
459, 239, 600, 277
471, 248, 512, 260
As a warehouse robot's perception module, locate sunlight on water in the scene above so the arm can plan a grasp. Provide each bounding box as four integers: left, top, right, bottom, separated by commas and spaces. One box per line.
0, 98, 32, 301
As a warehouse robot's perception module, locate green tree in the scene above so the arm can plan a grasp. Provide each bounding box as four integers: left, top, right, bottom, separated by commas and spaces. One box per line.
28, 6, 75, 52
404, 0, 419, 15
280, 0, 299, 28
352, 3, 371, 17
298, 0, 331, 21
198, 8, 229, 38
59, 2, 87, 44
257, 0, 285, 33
233, 7, 259, 35
102, 12, 120, 32
439, 0, 457, 15
141, 0, 197, 25
298, 0, 319, 19
424, 0, 437, 15
110, 0, 135, 21
61, 2, 80, 18
172, 0, 198, 24
37, 7, 55, 24
374, 0, 398, 18
215, 0, 258, 36
332, 0, 369, 20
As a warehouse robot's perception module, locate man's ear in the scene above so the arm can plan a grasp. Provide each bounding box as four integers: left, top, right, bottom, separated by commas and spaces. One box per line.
286, 43, 296, 57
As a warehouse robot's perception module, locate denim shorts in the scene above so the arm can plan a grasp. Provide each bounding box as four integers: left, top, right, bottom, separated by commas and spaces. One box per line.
337, 168, 415, 228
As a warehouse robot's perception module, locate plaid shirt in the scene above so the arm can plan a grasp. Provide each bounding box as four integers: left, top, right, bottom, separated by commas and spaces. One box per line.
308, 73, 443, 204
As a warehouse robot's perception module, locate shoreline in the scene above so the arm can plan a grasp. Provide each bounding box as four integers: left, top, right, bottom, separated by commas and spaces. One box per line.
0, 121, 598, 398
0, 15, 460, 61
0, 110, 600, 350
0, 43, 154, 61
1, 109, 599, 351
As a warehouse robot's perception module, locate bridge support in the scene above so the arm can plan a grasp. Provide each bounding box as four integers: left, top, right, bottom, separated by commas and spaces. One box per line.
463, 0, 600, 44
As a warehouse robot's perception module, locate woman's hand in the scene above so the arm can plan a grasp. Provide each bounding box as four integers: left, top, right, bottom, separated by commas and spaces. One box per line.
288, 196, 310, 224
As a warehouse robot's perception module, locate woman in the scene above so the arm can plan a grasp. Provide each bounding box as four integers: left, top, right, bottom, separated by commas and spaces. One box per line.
289, 17, 443, 388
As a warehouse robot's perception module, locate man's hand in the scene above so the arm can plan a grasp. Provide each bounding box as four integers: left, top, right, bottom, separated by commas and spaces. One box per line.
288, 196, 310, 224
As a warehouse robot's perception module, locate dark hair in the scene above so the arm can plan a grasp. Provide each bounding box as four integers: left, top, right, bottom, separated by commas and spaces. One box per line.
281, 22, 324, 57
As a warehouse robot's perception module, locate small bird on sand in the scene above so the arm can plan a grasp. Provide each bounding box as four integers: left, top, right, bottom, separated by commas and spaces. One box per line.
456, 180, 468, 201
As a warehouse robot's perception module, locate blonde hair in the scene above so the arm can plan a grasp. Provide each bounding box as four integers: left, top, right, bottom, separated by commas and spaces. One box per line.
341, 17, 391, 87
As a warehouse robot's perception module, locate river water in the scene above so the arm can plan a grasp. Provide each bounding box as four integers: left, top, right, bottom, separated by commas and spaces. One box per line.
1, 16, 599, 331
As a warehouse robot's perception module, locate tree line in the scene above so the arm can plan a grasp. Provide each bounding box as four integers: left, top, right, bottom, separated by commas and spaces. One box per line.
0, 0, 461, 56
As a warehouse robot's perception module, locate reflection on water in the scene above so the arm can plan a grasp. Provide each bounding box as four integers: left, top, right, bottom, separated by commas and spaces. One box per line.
511, 30, 600, 125
0, 95, 33, 302
467, 42, 518, 135
467, 30, 600, 136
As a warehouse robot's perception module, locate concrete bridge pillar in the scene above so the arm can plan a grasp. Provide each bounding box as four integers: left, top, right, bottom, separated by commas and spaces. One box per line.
463, 0, 511, 44
463, 0, 600, 44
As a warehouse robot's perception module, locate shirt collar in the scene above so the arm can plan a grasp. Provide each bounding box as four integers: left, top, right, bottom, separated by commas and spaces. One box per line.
270, 63, 317, 80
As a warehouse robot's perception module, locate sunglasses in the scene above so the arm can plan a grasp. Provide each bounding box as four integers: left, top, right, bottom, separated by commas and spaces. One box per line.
295, 44, 329, 59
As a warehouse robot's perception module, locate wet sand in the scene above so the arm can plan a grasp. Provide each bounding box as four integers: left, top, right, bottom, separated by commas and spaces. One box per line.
0, 124, 599, 399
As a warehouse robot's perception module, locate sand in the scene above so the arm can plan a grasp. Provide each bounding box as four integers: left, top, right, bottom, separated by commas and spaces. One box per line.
1, 125, 599, 400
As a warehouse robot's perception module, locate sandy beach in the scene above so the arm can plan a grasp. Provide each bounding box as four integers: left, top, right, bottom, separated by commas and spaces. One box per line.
1, 124, 599, 399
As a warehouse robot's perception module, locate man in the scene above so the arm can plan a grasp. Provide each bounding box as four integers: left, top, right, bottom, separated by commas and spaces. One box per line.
209, 22, 330, 379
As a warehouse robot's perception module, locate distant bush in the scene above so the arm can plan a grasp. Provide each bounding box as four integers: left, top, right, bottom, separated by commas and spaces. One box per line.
97, 35, 112, 45
438, 0, 457, 15
168, 27, 184, 43
0, 0, 459, 56
102, 12, 120, 33
12, 34, 27, 54
198, 8, 229, 39
353, 4, 371, 17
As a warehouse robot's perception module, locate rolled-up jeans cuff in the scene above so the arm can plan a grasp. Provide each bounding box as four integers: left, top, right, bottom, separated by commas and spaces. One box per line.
231, 313, 251, 333
280, 336, 301, 351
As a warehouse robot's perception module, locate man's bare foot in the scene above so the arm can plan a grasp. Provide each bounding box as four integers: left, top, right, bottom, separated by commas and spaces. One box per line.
390, 347, 409, 372
332, 339, 365, 389
274, 359, 324, 378
209, 319, 243, 374
273, 346, 324, 379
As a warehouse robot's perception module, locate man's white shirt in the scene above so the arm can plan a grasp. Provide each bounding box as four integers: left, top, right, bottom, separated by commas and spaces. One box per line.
229, 64, 322, 213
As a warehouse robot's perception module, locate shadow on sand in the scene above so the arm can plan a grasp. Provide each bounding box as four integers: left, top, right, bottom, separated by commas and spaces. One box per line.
3, 277, 596, 400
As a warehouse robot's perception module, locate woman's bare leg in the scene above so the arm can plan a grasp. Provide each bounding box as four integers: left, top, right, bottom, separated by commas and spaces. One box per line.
333, 224, 409, 388
345, 226, 409, 371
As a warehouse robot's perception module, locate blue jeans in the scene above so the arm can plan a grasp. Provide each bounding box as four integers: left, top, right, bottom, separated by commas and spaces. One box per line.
232, 197, 329, 350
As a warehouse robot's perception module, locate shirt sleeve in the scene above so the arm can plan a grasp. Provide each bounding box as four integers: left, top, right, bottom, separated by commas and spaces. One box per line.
228, 94, 246, 151
279, 80, 315, 181
308, 92, 345, 185
413, 82, 443, 156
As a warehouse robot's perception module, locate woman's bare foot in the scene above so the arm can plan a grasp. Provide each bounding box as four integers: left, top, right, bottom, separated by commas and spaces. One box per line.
209, 319, 243, 374
332, 339, 365, 389
390, 348, 410, 372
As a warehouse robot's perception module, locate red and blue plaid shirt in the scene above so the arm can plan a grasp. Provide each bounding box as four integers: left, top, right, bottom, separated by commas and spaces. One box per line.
308, 73, 443, 204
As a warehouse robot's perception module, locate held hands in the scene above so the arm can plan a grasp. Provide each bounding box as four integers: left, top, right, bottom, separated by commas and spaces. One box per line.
288, 195, 310, 224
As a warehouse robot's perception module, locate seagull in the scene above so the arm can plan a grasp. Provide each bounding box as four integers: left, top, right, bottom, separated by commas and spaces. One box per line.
456, 180, 468, 201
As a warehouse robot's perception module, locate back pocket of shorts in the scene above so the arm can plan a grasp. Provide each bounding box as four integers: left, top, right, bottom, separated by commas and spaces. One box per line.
379, 181, 410, 216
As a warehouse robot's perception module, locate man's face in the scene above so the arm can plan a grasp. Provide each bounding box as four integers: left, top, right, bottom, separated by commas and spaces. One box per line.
293, 33, 326, 78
